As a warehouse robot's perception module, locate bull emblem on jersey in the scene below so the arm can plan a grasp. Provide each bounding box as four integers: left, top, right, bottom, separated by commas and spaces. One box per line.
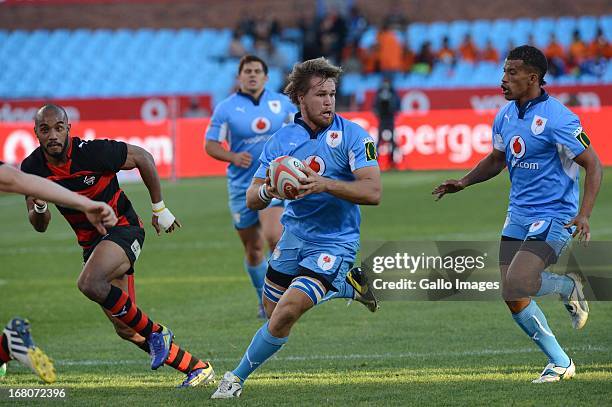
268, 100, 281, 114
326, 131, 342, 148
317, 253, 336, 271
531, 115, 547, 135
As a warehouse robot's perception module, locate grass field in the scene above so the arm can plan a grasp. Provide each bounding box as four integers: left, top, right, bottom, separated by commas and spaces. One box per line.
0, 170, 611, 406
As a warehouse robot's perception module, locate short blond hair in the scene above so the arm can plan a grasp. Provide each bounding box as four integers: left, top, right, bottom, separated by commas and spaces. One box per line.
284, 57, 342, 105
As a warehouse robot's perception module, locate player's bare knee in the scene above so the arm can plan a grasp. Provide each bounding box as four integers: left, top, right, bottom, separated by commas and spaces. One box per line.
505, 300, 530, 314
245, 245, 265, 265
268, 305, 301, 337
77, 273, 107, 302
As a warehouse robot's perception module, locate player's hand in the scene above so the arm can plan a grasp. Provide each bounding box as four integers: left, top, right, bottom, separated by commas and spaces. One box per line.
152, 207, 182, 235
432, 179, 465, 201
84, 202, 118, 235
566, 214, 590, 244
33, 198, 47, 207
296, 164, 328, 198
264, 168, 283, 200
232, 152, 252, 168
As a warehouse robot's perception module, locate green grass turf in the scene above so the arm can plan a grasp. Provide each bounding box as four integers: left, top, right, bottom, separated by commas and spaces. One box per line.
0, 170, 611, 406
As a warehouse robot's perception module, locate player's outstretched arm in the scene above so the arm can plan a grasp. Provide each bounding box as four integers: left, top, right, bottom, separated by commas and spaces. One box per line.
0, 165, 117, 234
246, 175, 283, 210
566, 147, 603, 243
205, 140, 252, 168
122, 144, 181, 235
432, 149, 506, 200
297, 165, 381, 205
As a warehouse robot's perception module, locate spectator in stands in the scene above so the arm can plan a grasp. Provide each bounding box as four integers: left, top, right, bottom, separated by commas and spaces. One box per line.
318, 8, 347, 64
342, 41, 364, 73
544, 33, 566, 77
299, 11, 320, 61
437, 36, 455, 64
588, 27, 612, 60
362, 43, 379, 73
237, 11, 256, 38
229, 31, 247, 59
481, 39, 499, 63
458, 33, 478, 63
376, 22, 403, 73
414, 41, 435, 73
374, 76, 400, 168
402, 43, 416, 72
568, 29, 588, 74
346, 5, 368, 45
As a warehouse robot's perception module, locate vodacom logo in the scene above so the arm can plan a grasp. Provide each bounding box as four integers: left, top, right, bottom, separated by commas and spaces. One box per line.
2, 130, 37, 164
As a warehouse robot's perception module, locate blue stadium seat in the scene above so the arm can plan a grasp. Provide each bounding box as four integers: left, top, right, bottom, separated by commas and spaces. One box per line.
407, 22, 427, 51
427, 21, 449, 50
448, 20, 469, 49
490, 19, 513, 52
577, 15, 598, 42
555, 16, 577, 47
532, 17, 555, 48
359, 26, 378, 49
470, 19, 492, 49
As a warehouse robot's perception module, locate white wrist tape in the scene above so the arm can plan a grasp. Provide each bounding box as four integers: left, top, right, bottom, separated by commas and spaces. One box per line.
258, 184, 272, 204
34, 202, 48, 214
152, 201, 175, 231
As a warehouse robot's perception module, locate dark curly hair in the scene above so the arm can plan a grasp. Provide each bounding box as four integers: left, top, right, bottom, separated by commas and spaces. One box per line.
507, 45, 548, 86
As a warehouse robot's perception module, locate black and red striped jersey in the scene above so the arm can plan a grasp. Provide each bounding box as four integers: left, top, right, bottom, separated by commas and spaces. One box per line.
21, 137, 141, 248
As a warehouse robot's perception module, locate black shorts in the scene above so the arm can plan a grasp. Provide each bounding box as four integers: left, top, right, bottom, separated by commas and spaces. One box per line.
83, 225, 145, 274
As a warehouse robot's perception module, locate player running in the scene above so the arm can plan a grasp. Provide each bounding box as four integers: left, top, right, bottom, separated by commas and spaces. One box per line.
433, 46, 602, 383
20, 104, 215, 388
211, 57, 381, 399
0, 160, 118, 383
205, 55, 297, 318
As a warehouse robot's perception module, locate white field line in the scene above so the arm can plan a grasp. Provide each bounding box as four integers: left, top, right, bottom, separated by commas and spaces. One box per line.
5, 227, 612, 256
54, 345, 608, 367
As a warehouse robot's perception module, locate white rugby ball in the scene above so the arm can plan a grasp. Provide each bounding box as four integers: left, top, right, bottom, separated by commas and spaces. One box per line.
269, 156, 306, 200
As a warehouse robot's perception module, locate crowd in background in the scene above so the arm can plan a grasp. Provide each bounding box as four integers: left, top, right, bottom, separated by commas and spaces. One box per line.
229, 3, 611, 81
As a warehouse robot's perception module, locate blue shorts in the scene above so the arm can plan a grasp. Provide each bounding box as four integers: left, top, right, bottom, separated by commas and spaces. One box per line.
228, 188, 283, 229
268, 229, 358, 291
501, 212, 575, 258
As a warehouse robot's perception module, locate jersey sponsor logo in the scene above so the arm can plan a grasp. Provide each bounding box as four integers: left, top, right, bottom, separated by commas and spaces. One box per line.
317, 253, 337, 271
576, 131, 591, 148
268, 100, 281, 114
510, 136, 526, 159
529, 220, 546, 233
364, 138, 377, 161
131, 239, 141, 260
83, 175, 96, 185
326, 131, 343, 148
251, 117, 271, 134
531, 115, 547, 135
306, 155, 326, 175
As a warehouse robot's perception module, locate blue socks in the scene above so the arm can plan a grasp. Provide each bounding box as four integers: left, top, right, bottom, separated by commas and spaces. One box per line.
320, 280, 355, 303
512, 300, 571, 367
536, 271, 574, 298
245, 259, 267, 304
233, 321, 288, 382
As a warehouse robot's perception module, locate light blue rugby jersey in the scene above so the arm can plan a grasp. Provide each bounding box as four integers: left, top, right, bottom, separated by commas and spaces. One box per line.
492, 91, 590, 218
206, 89, 297, 190
255, 113, 379, 243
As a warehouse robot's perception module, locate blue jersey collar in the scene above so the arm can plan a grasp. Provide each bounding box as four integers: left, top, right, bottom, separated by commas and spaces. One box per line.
237, 89, 266, 106
294, 112, 334, 140
515, 89, 549, 119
